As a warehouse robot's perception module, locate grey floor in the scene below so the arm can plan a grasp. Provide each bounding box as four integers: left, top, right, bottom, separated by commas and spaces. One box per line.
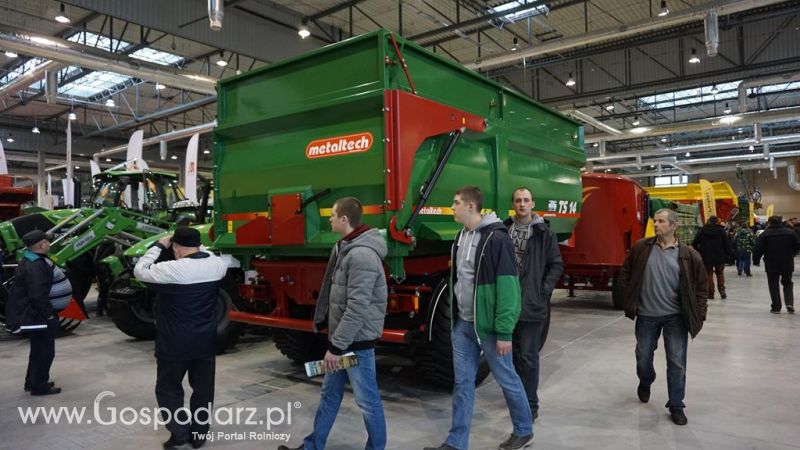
1, 262, 799, 450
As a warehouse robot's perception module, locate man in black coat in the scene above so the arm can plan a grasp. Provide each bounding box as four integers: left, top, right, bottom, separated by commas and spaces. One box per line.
5, 230, 62, 396
692, 216, 733, 299
753, 216, 800, 314
503, 187, 563, 422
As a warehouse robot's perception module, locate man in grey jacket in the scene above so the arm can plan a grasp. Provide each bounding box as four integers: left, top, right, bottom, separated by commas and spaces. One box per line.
503, 187, 563, 421
279, 197, 388, 450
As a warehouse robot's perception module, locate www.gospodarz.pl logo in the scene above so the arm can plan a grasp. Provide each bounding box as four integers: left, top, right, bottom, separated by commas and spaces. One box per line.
18, 390, 299, 441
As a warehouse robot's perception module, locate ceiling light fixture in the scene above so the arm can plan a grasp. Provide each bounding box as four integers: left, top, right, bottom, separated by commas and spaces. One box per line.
565, 72, 576, 87
710, 85, 719, 95
4, 50, 18, 58
74, 165, 80, 170
658, 0, 670, 17
660, 136, 668, 143
155, 82, 166, 90
632, 116, 640, 126
688, 48, 700, 64
723, 102, 731, 114
105, 98, 115, 107
68, 111, 77, 121
6, 133, 14, 143
202, 149, 211, 154
511, 37, 519, 52
685, 152, 691, 157
298, 25, 311, 39
32, 126, 40, 134
170, 154, 178, 160
55, 3, 70, 24
605, 104, 615, 111
215, 50, 227, 67
749, 145, 755, 151
105, 157, 112, 162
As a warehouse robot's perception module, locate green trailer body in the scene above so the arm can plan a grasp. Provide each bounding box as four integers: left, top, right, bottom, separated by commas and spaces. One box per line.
211, 30, 585, 386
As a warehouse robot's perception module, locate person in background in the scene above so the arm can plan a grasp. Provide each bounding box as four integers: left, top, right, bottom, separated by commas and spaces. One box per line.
733, 222, 755, 277
753, 216, 800, 314
692, 216, 733, 299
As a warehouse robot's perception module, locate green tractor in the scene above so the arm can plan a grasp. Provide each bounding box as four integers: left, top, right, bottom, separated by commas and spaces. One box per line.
98, 223, 246, 353
0, 170, 198, 332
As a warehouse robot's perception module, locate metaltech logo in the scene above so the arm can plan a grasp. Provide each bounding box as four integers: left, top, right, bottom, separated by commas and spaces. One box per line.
306, 132, 373, 159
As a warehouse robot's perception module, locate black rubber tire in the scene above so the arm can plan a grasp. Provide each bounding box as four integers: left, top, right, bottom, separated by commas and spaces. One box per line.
611, 274, 624, 310
272, 328, 327, 363
412, 279, 491, 389
214, 272, 246, 353
108, 276, 157, 340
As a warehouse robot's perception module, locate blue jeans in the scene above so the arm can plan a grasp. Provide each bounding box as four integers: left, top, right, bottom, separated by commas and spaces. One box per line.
446, 318, 532, 450
303, 348, 386, 450
736, 251, 751, 275
635, 314, 688, 409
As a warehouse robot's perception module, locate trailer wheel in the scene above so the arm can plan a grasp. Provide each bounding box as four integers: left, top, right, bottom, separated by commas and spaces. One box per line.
108, 275, 156, 340
272, 329, 327, 363
611, 275, 624, 310
215, 272, 246, 353
412, 279, 490, 389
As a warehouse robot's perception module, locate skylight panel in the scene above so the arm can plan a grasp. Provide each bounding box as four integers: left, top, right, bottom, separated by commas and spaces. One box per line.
0, 57, 47, 86
59, 70, 131, 97
489, 1, 550, 24
129, 47, 184, 66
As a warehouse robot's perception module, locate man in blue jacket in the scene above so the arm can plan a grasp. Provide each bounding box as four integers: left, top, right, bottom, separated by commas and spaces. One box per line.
6, 230, 62, 396
425, 186, 532, 450
134, 227, 228, 449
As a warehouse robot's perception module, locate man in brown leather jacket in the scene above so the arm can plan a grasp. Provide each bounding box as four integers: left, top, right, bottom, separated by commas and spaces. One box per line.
618, 208, 708, 426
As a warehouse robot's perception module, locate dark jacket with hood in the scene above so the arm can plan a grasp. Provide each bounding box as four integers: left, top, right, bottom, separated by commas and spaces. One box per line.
503, 214, 563, 322
4, 250, 55, 333
618, 237, 708, 338
449, 213, 521, 341
752, 224, 800, 273
313, 226, 388, 355
692, 223, 733, 267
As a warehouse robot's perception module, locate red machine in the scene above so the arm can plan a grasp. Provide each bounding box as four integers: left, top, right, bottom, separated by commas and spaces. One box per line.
0, 175, 35, 221
557, 173, 648, 309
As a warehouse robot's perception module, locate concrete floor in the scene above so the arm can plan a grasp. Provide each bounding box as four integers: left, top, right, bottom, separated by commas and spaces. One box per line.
1, 262, 799, 450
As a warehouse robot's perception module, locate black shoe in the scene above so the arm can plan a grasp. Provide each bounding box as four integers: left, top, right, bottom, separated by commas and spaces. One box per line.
788, 306, 795, 314
737, 272, 742, 276
720, 292, 727, 299
746, 274, 752, 277
637, 383, 650, 403
771, 310, 781, 314
422, 445, 458, 450
24, 381, 54, 392
30, 385, 61, 396
192, 438, 207, 449
277, 445, 303, 450
163, 435, 189, 449
498, 433, 534, 450
532, 408, 538, 421
669, 407, 688, 425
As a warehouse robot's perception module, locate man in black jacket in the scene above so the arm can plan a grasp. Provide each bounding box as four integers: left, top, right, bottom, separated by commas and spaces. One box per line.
5, 230, 61, 396
134, 227, 228, 449
692, 216, 733, 299
753, 216, 800, 314
503, 187, 563, 421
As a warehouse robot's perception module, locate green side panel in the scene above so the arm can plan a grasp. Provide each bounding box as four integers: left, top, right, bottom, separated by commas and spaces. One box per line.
213, 29, 585, 266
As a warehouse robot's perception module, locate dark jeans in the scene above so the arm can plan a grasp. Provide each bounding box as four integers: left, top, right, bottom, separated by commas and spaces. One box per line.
635, 314, 688, 409
513, 320, 543, 413
155, 356, 216, 441
736, 251, 751, 276
24, 316, 59, 393
767, 271, 794, 311
706, 265, 725, 298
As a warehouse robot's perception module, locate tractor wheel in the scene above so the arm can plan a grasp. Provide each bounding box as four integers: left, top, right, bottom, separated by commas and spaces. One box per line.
611, 274, 624, 310
411, 279, 490, 389
108, 275, 156, 340
272, 328, 327, 363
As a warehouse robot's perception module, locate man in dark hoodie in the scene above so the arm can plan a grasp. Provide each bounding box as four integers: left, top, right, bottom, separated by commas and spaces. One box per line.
503, 187, 563, 421
280, 197, 388, 450
425, 186, 532, 450
753, 215, 800, 314
692, 216, 733, 299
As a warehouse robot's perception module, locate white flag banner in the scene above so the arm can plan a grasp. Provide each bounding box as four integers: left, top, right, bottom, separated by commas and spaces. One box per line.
61, 178, 69, 207
124, 130, 144, 207
47, 173, 52, 209
65, 121, 73, 206
184, 133, 199, 203
0, 140, 8, 175
90, 160, 101, 177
